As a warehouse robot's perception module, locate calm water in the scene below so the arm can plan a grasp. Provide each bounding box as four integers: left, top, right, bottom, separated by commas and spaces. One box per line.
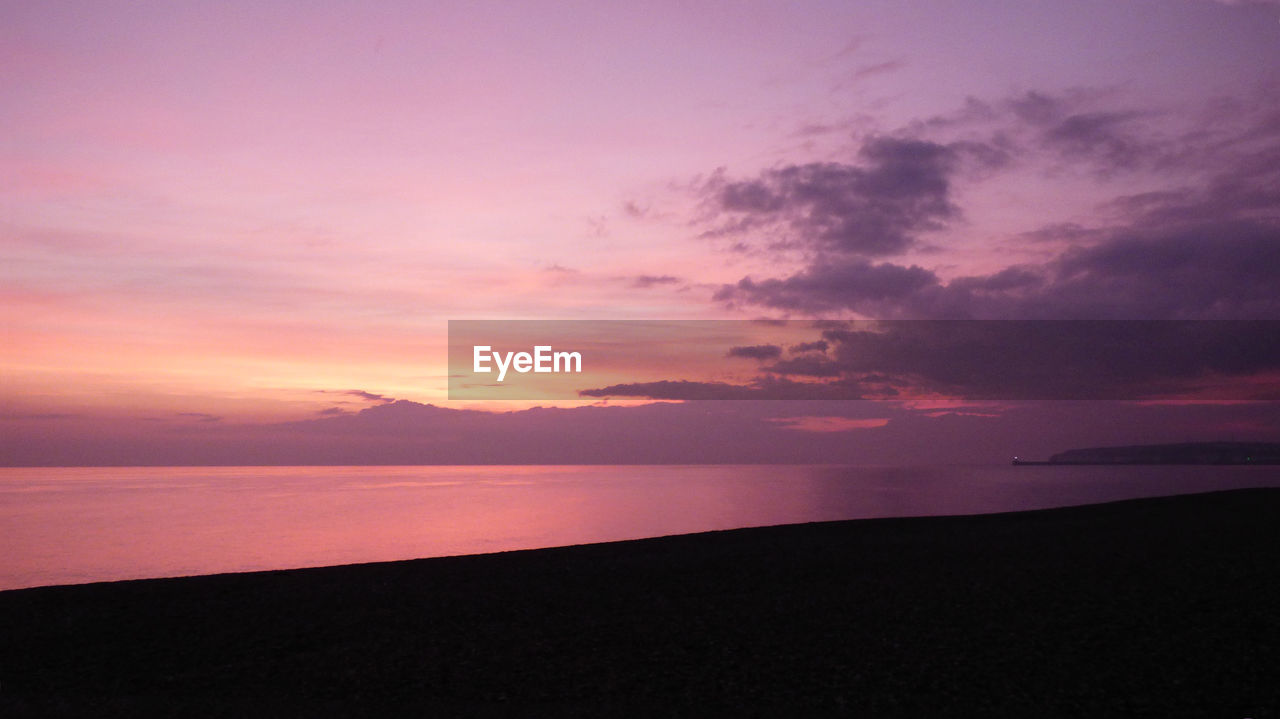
3, 464, 1278, 590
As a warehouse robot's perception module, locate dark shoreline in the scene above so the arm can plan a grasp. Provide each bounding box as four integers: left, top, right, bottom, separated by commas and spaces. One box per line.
3, 489, 1278, 716
1015, 441, 1280, 466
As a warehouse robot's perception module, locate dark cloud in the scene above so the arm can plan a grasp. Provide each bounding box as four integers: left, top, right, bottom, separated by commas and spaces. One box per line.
966, 222, 1280, 320
916, 90, 1155, 175
1042, 111, 1147, 168
717, 91, 1280, 321
715, 258, 939, 315
318, 407, 350, 417
1001, 90, 1162, 174
763, 355, 843, 378
718, 222, 1280, 320
177, 412, 223, 423
1037, 224, 1280, 318
806, 321, 1280, 400
789, 340, 829, 353
702, 137, 963, 256
1119, 145, 1280, 226
726, 344, 783, 360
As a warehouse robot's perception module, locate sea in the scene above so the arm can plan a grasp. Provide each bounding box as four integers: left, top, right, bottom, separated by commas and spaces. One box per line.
3, 463, 1278, 591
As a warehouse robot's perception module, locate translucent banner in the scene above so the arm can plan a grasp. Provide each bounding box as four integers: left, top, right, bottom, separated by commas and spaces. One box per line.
447, 320, 1280, 401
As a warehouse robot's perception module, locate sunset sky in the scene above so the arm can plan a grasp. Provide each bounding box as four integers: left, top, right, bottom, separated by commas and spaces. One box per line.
4, 1, 1279, 464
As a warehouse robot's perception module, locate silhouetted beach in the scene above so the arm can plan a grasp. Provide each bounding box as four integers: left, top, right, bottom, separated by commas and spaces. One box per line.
2, 488, 1277, 716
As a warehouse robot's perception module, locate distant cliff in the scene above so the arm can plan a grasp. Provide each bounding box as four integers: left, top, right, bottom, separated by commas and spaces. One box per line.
1041, 442, 1280, 465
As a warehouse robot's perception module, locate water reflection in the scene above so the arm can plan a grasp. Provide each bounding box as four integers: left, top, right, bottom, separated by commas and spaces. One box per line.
2, 464, 1277, 590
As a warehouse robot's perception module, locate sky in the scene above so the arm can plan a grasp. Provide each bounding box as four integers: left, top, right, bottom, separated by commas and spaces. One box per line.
3, 0, 1279, 465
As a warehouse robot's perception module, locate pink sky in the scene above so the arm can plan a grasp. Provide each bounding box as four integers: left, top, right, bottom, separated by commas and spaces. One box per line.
3, 1, 1279, 459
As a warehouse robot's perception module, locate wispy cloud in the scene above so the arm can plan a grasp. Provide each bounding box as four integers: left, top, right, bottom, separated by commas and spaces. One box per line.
177, 412, 223, 423
630, 274, 682, 289
767, 416, 890, 432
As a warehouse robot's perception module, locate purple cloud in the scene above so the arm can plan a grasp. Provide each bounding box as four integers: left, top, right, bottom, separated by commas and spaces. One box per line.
703, 137, 965, 257
726, 344, 784, 360
719, 222, 1280, 320
788, 340, 829, 353
714, 89, 1280, 322
715, 258, 938, 316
